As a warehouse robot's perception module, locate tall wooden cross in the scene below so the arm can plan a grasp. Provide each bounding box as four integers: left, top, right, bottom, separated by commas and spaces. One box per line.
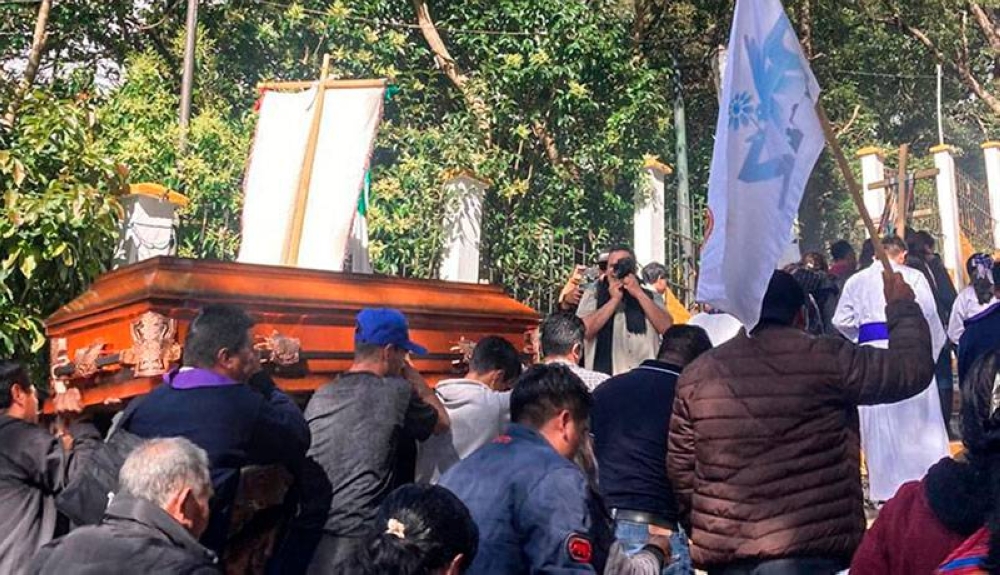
255, 55, 387, 266
867, 144, 939, 239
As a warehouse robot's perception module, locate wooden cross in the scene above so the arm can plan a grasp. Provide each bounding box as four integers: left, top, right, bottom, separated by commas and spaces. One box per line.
255, 55, 387, 266
866, 144, 939, 239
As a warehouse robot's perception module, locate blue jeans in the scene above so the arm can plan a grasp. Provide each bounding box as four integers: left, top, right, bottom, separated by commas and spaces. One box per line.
615, 519, 693, 575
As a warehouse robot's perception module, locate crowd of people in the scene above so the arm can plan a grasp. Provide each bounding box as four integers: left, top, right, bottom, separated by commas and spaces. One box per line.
2, 236, 1000, 574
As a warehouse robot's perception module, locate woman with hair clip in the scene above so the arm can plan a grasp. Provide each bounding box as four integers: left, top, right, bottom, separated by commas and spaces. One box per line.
851, 350, 1000, 574
948, 254, 997, 345
936, 349, 1000, 573
342, 484, 478, 575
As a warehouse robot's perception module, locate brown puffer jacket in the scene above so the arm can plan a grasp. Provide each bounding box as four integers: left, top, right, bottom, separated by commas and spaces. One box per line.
667, 300, 934, 569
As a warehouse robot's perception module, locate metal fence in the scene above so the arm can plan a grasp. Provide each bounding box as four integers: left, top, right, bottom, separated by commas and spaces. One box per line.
955, 168, 995, 253
663, 191, 706, 309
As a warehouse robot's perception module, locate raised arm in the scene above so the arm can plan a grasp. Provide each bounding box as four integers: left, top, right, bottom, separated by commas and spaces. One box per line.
840, 272, 935, 405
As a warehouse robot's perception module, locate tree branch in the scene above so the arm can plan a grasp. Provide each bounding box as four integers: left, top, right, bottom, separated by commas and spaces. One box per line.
970, 3, 1000, 56
411, 0, 581, 181
3, 0, 52, 129
880, 13, 1000, 117
411, 0, 492, 144
836, 104, 861, 137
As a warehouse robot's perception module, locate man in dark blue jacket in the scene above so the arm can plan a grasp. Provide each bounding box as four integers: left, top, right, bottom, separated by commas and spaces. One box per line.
958, 266, 1000, 384
124, 304, 310, 554
439, 363, 599, 574
592, 324, 712, 575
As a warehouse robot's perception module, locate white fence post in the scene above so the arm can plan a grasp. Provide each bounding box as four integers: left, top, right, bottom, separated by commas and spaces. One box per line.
856, 146, 886, 225
981, 141, 1000, 250
931, 144, 965, 288
439, 170, 488, 283
634, 158, 671, 266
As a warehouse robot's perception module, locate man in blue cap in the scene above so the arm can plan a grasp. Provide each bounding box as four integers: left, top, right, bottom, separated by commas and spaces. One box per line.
277, 308, 450, 574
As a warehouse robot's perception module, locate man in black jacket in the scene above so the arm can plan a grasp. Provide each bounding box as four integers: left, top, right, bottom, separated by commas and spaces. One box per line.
30, 437, 220, 574
0, 361, 99, 575
592, 325, 712, 575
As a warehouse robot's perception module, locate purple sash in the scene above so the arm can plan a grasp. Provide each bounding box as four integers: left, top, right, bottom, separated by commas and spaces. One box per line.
858, 322, 889, 344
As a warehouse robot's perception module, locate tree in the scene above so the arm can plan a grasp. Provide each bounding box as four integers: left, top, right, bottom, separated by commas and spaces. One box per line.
0, 91, 125, 375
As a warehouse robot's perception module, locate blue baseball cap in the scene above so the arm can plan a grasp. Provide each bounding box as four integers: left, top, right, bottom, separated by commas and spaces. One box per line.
354, 308, 427, 355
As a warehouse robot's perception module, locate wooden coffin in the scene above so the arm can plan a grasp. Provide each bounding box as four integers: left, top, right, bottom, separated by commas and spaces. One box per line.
45, 257, 538, 407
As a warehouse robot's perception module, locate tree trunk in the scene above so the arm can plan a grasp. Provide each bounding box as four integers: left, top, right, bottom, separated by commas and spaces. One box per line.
4, 0, 53, 128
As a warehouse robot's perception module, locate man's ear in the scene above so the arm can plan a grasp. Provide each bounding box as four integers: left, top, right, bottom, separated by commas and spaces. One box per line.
571, 342, 582, 359
10, 382, 27, 406
163, 487, 194, 531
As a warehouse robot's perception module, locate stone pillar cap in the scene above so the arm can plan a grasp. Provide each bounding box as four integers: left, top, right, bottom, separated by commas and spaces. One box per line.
930, 144, 957, 154
855, 146, 884, 159
642, 155, 673, 175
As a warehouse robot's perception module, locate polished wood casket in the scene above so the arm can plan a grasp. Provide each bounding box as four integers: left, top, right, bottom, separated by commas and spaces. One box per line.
45, 257, 538, 407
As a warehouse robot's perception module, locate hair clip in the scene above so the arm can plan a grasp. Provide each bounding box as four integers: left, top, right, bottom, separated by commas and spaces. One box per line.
386, 518, 406, 539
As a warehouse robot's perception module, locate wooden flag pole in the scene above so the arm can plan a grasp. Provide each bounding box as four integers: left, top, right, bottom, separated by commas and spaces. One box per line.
815, 101, 893, 272
281, 54, 332, 266
895, 143, 909, 239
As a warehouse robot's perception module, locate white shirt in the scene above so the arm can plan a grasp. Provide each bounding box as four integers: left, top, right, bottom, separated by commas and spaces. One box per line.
545, 358, 610, 392
415, 378, 510, 484
833, 261, 946, 358
948, 285, 998, 344
577, 287, 665, 376
687, 312, 742, 346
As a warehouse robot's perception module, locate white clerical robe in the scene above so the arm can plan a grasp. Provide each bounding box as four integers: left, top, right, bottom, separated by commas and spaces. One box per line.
832, 261, 949, 502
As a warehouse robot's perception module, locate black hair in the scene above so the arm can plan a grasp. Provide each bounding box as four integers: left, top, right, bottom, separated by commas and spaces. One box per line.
657, 325, 712, 366
344, 484, 479, 575
959, 350, 1000, 572
968, 253, 996, 305
604, 243, 636, 259
757, 270, 806, 328
859, 239, 875, 269
538, 313, 585, 358
468, 336, 522, 384
882, 235, 908, 257
907, 230, 936, 256
182, 304, 255, 368
641, 262, 668, 284
511, 363, 592, 429
0, 361, 29, 410
355, 341, 386, 361
830, 240, 854, 261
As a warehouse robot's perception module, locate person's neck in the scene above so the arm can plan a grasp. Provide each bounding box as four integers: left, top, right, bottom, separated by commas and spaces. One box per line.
656, 354, 686, 369
189, 364, 239, 382
4, 406, 25, 421
463, 372, 494, 388
545, 354, 578, 366
348, 360, 386, 377
534, 423, 571, 459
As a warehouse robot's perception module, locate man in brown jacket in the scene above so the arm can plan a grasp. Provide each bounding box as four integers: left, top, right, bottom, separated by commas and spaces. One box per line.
667, 269, 934, 575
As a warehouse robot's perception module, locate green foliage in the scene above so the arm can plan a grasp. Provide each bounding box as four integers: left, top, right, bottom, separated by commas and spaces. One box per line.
0, 91, 125, 371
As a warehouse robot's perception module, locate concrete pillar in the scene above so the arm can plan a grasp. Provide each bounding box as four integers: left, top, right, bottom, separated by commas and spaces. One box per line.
931, 144, 965, 288
634, 157, 671, 266
856, 146, 886, 226
112, 183, 186, 269
981, 141, 1000, 250
439, 170, 488, 283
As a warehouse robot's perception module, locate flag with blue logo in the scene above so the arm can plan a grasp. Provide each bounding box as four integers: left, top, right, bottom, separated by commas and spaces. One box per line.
696, 0, 824, 330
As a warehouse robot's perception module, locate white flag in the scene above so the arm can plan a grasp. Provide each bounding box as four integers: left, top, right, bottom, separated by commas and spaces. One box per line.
696, 0, 824, 330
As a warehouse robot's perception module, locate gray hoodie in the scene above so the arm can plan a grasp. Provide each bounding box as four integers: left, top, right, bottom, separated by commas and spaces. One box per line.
415, 378, 510, 484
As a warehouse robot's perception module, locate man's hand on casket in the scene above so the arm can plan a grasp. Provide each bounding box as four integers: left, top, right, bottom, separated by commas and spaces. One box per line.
53, 388, 85, 421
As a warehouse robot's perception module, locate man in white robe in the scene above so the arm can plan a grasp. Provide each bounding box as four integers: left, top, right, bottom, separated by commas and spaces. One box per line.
833, 235, 949, 502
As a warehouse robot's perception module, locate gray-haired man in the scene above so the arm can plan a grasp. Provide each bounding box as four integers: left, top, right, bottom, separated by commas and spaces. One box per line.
30, 438, 220, 574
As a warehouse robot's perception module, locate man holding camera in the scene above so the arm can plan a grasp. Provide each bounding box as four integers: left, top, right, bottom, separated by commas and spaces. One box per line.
577, 245, 673, 376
